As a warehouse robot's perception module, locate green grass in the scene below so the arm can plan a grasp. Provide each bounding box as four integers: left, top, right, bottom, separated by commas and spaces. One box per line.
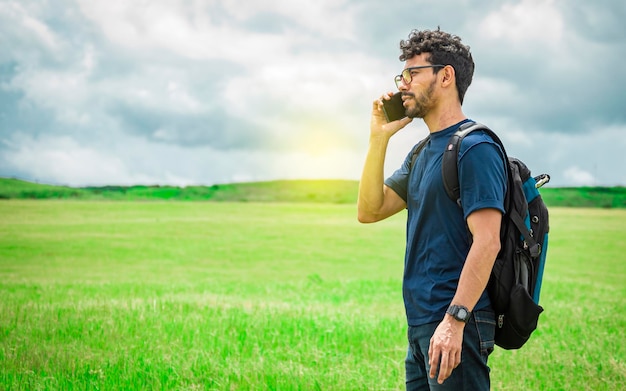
0, 201, 625, 390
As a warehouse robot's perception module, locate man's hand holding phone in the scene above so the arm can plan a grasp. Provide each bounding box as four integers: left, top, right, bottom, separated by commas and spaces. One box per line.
371, 92, 412, 139
383, 92, 407, 122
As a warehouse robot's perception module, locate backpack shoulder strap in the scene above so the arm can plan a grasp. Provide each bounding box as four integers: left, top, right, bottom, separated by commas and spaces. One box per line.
442, 121, 508, 206
444, 122, 543, 255
409, 135, 431, 173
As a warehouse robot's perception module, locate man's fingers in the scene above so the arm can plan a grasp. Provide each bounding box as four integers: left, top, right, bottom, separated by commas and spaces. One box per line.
428, 341, 440, 379
399, 117, 413, 126
429, 339, 462, 384
372, 92, 395, 111
437, 351, 454, 384
428, 318, 465, 384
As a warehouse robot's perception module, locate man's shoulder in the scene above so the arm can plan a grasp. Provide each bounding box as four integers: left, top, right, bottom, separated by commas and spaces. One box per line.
457, 126, 503, 158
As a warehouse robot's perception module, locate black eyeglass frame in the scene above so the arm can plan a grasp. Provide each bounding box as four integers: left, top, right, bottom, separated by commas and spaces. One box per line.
394, 65, 446, 89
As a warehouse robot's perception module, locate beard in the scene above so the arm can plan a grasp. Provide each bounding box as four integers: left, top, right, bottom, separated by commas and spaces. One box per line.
404, 79, 436, 119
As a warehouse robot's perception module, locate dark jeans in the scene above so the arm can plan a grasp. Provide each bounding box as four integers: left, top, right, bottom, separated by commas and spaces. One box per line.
405, 309, 496, 391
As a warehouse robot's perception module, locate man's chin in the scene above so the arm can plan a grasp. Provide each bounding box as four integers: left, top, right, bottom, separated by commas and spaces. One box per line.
404, 102, 421, 119
406, 109, 422, 119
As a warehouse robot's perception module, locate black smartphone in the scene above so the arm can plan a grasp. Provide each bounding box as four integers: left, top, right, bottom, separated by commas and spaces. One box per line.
382, 93, 406, 122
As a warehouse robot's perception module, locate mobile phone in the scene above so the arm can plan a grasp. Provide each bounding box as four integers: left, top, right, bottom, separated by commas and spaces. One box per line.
382, 93, 406, 122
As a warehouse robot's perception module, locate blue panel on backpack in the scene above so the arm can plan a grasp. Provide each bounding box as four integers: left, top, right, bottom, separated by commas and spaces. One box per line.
523, 177, 539, 203
533, 233, 549, 304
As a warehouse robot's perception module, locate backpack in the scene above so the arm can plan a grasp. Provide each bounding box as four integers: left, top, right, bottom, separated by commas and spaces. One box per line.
409, 121, 550, 349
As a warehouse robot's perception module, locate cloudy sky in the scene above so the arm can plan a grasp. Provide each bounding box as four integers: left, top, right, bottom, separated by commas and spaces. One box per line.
1, 0, 625, 187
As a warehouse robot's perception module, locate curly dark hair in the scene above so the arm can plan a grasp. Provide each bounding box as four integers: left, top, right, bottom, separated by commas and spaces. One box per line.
399, 28, 474, 104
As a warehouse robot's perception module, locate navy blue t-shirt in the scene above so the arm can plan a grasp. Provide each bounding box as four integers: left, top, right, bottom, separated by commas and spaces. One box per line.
385, 119, 506, 326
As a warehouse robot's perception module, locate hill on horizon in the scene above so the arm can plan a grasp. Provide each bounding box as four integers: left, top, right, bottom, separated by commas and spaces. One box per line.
0, 177, 360, 203
0, 177, 624, 208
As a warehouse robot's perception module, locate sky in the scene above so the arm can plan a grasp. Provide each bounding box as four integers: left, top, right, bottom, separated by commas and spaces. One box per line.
1, 0, 625, 188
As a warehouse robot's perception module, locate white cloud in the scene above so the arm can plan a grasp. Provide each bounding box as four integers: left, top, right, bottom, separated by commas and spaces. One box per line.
479, 0, 564, 45
0, 2, 59, 50
21, 16, 58, 50
3, 133, 133, 186
9, 68, 89, 113
75, 0, 358, 63
466, 76, 527, 119
221, 50, 388, 134
563, 167, 595, 187
217, 0, 358, 40
0, 131, 365, 187
489, 123, 626, 188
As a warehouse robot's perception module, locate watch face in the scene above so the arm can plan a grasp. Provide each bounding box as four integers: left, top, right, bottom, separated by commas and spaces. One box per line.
447, 305, 470, 322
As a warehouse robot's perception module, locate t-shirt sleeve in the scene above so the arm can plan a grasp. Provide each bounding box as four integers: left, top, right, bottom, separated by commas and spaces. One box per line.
384, 150, 413, 204
458, 138, 507, 220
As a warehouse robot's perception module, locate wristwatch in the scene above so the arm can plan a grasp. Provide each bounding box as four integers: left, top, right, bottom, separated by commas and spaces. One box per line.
447, 305, 471, 323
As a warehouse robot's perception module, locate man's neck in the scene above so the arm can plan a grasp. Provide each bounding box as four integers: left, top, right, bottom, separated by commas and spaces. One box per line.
423, 103, 466, 133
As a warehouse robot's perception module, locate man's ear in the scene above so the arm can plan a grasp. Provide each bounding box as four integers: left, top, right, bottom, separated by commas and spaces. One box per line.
440, 65, 455, 87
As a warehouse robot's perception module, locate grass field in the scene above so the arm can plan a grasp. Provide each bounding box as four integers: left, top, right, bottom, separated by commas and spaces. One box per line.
0, 201, 625, 390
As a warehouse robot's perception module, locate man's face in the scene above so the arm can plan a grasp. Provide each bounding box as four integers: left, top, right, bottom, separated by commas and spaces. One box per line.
398, 54, 439, 119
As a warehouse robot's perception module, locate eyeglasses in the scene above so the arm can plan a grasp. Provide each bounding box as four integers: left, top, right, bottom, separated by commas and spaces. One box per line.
394, 65, 445, 89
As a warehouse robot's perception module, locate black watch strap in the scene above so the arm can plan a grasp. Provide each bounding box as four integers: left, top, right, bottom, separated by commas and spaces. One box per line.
447, 305, 471, 323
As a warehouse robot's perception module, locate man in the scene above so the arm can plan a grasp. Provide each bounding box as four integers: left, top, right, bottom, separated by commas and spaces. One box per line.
357, 28, 506, 390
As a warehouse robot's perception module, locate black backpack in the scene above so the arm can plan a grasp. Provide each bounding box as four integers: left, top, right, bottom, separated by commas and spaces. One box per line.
409, 121, 550, 349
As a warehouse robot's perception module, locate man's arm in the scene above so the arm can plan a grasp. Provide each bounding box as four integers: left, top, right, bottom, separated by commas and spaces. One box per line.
428, 207, 502, 384
357, 95, 412, 223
